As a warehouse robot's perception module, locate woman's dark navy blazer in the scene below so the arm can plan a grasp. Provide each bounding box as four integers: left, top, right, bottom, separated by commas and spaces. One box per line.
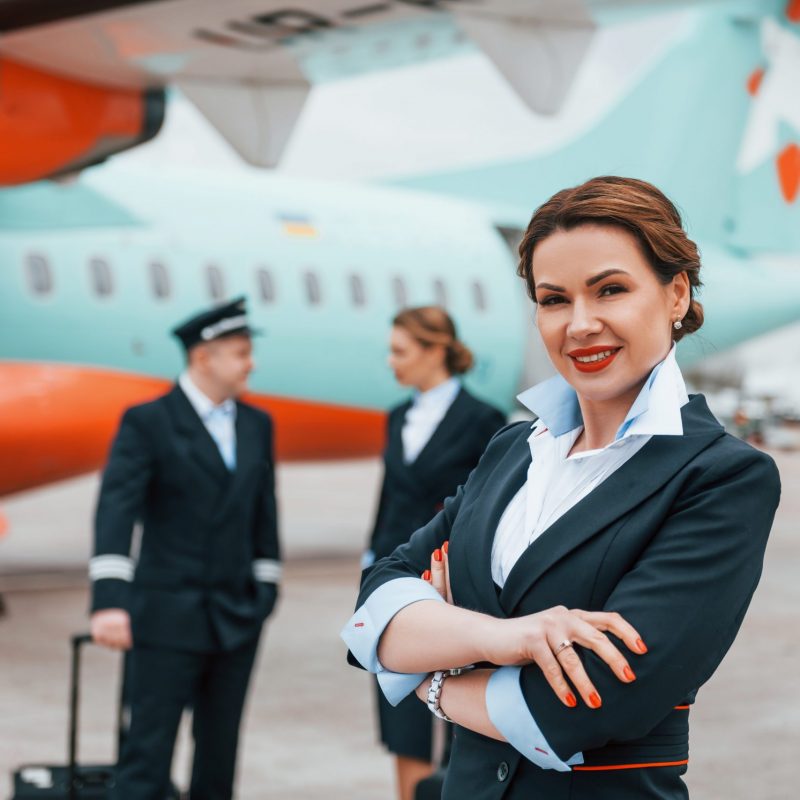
351, 394, 781, 799
369, 387, 506, 561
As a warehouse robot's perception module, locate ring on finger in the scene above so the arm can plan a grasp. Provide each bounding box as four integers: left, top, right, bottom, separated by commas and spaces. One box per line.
554, 639, 573, 656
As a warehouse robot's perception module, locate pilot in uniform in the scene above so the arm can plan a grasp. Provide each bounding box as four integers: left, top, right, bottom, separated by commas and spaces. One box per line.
89, 297, 281, 800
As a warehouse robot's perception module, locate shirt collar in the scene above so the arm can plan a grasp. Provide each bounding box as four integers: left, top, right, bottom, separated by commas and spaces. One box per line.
516, 345, 688, 440
179, 372, 236, 421
411, 376, 461, 410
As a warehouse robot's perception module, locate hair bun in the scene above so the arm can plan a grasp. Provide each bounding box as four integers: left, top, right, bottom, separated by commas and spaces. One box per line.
446, 340, 474, 375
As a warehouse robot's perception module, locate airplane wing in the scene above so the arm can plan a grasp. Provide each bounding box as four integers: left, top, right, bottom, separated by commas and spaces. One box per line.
0, 0, 598, 169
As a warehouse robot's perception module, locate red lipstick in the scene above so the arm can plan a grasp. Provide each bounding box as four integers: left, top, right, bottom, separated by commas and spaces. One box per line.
567, 346, 621, 373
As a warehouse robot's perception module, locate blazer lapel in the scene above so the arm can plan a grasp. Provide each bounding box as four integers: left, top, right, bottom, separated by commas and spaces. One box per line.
388, 400, 412, 466
457, 423, 531, 617
408, 388, 470, 469
166, 386, 230, 485
225, 404, 261, 498
498, 395, 725, 614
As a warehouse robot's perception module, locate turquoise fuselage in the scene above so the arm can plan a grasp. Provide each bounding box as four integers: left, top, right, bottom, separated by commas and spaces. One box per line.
0, 166, 527, 414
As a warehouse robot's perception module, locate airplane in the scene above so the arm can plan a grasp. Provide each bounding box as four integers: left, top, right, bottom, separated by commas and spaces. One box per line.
1, 0, 800, 503
0, 0, 605, 184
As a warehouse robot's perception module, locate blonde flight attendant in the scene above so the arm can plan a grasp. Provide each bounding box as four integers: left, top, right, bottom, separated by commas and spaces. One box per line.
364, 306, 505, 800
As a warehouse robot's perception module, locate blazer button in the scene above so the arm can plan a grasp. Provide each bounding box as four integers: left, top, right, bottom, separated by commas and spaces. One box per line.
497, 761, 509, 782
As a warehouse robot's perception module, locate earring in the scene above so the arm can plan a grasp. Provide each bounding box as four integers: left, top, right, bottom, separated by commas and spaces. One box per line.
673, 319, 683, 330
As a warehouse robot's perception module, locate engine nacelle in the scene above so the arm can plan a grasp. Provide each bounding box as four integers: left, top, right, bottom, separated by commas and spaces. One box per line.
0, 57, 164, 185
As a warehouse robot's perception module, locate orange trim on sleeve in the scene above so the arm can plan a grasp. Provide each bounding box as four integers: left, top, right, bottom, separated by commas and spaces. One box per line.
673, 705, 690, 710
573, 759, 688, 772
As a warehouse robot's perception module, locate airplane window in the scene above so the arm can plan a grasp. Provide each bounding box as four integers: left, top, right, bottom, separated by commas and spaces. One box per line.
25, 254, 53, 296
150, 262, 171, 299
472, 280, 487, 311
257, 269, 276, 304
433, 278, 448, 307
90, 257, 114, 297
207, 265, 225, 300
349, 274, 366, 307
304, 271, 322, 305
392, 276, 407, 308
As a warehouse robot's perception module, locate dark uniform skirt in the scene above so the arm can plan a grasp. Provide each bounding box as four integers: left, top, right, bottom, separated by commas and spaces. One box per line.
376, 678, 434, 760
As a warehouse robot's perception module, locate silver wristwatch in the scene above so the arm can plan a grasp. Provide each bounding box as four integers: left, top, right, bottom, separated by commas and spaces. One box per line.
426, 670, 452, 721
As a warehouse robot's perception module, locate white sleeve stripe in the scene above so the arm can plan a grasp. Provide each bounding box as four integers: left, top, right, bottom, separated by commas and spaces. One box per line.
89, 555, 135, 582
90, 555, 133, 566
90, 569, 133, 582
253, 560, 282, 582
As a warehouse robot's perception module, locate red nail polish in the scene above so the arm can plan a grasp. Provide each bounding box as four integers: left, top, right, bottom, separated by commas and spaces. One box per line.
636, 638, 648, 654
433, 549, 442, 562
589, 692, 602, 709
565, 692, 577, 708
623, 665, 636, 682
442, 541, 449, 555
422, 570, 431, 581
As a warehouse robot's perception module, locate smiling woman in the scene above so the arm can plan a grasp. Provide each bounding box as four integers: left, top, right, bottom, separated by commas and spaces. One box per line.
517, 177, 701, 451
343, 176, 781, 800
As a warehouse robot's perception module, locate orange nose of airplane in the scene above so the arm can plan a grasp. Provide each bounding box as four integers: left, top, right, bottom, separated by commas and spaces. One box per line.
0, 361, 388, 498
0, 362, 168, 496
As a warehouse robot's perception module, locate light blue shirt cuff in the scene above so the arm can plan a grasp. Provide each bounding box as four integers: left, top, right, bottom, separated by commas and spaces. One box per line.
486, 666, 584, 772
376, 669, 429, 706
341, 577, 445, 705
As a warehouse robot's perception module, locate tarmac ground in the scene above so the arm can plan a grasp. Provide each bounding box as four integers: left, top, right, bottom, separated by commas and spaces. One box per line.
1, 454, 798, 799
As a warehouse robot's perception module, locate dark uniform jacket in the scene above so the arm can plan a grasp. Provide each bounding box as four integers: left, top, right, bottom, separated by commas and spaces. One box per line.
369, 387, 506, 561
91, 385, 280, 653
351, 395, 781, 799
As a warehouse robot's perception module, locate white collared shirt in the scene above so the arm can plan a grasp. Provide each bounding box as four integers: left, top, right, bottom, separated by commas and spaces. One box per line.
491, 347, 689, 586
179, 372, 237, 470
401, 377, 461, 464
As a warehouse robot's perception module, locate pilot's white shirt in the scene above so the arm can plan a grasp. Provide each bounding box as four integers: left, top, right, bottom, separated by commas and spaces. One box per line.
179, 372, 237, 470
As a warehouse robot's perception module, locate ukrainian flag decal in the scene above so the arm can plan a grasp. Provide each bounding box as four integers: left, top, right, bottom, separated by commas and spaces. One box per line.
279, 214, 318, 238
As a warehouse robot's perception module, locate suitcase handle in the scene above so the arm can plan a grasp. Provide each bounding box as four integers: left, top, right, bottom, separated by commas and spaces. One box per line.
68, 635, 92, 800
67, 634, 125, 800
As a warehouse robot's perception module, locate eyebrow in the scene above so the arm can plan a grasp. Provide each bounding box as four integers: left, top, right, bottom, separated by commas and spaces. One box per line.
535, 268, 631, 293
586, 268, 630, 287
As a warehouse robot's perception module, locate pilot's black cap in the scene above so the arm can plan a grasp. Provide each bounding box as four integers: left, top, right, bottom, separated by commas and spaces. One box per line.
171, 296, 260, 351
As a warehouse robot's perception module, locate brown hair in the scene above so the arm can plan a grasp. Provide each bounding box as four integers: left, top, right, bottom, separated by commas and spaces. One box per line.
393, 306, 474, 375
517, 176, 703, 341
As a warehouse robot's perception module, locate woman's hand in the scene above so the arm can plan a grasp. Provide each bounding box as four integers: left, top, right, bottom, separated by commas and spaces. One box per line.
421, 541, 452, 603
485, 606, 646, 709
420, 542, 647, 710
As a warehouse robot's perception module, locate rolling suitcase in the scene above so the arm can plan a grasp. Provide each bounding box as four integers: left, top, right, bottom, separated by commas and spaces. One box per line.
11, 633, 181, 799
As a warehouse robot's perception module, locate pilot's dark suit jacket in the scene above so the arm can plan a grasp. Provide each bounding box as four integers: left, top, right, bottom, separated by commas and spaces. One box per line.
92, 385, 280, 653
351, 395, 780, 799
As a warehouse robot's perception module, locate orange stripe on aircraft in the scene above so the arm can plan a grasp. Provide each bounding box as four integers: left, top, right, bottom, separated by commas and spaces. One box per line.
0, 362, 386, 497
0, 58, 145, 185
777, 143, 800, 203
573, 760, 688, 772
